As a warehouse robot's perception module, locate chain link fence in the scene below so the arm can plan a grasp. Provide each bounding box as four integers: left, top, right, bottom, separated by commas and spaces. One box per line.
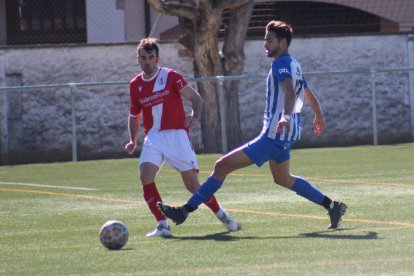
1, 0, 413, 45
1, 68, 413, 165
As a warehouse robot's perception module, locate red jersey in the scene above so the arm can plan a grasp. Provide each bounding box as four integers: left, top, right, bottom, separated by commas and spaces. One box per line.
129, 67, 189, 133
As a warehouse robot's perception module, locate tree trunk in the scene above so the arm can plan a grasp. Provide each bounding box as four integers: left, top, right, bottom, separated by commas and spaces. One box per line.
192, 12, 223, 152
222, 0, 254, 150
146, 0, 252, 152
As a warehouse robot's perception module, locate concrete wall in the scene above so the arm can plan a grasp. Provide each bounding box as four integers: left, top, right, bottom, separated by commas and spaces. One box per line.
0, 34, 412, 164
242, 34, 412, 148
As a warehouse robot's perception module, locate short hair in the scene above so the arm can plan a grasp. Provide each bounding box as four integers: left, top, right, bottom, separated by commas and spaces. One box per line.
137, 37, 160, 56
266, 20, 293, 46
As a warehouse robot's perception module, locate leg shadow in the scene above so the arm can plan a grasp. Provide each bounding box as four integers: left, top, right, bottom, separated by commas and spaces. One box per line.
299, 229, 379, 240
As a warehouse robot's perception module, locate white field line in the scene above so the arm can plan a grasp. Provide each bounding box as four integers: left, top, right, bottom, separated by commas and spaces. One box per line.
0, 181, 98, 191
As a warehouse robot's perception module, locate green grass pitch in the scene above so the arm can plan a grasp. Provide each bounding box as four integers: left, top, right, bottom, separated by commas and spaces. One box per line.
1, 144, 413, 275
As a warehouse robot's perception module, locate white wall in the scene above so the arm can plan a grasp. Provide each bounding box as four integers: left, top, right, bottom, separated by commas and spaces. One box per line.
86, 0, 125, 43
85, 0, 178, 43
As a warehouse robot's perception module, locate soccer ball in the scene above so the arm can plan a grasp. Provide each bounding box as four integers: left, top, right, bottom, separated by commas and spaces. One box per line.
99, 220, 129, 250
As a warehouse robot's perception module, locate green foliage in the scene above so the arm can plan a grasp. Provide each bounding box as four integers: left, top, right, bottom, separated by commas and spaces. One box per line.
1, 144, 413, 275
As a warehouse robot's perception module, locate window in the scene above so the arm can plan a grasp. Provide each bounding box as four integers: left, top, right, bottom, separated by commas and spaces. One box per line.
6, 0, 86, 45
220, 1, 398, 38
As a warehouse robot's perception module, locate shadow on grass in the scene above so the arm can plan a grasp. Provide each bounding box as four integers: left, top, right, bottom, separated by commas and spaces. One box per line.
167, 228, 379, 241
166, 231, 243, 241
104, 247, 136, 252
299, 229, 379, 240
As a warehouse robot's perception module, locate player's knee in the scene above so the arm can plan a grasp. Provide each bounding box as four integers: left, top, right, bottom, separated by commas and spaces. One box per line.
214, 157, 226, 171
213, 157, 232, 176
273, 176, 294, 189
140, 173, 155, 184
273, 176, 282, 185
185, 182, 199, 194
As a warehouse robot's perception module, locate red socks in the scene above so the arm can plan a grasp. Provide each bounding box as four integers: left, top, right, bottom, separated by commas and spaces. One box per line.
142, 182, 165, 221
204, 195, 221, 213
143, 182, 221, 220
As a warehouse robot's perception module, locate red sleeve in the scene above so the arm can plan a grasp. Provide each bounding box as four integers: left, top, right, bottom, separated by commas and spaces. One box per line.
129, 78, 141, 116
169, 70, 188, 94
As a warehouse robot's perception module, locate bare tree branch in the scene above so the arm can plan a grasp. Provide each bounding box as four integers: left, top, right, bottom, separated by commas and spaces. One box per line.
147, 0, 197, 21
146, 0, 254, 152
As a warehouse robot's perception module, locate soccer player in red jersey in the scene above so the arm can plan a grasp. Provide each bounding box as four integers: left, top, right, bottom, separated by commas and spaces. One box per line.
125, 38, 240, 237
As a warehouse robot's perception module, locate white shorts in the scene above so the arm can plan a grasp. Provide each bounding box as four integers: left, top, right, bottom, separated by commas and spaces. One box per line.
139, 129, 199, 172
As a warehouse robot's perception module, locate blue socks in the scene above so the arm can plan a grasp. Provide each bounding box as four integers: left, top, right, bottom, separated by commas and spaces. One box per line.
186, 176, 223, 211
185, 176, 328, 212
291, 177, 325, 205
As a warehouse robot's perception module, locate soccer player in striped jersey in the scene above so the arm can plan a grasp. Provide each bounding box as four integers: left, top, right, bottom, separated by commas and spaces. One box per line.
126, 38, 240, 237
158, 21, 347, 230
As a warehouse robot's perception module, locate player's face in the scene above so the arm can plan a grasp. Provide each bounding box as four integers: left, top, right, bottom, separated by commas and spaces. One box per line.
137, 49, 158, 76
264, 31, 281, 58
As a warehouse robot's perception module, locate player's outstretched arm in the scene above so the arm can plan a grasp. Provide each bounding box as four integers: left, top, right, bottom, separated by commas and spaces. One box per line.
304, 87, 325, 136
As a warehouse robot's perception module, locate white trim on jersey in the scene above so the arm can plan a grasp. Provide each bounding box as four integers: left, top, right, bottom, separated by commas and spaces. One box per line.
153, 67, 169, 92
150, 103, 163, 132
145, 67, 170, 132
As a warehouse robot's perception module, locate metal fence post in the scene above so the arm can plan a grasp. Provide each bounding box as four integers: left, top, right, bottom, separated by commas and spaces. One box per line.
408, 35, 414, 141
370, 71, 378, 145
69, 83, 78, 162
217, 76, 228, 153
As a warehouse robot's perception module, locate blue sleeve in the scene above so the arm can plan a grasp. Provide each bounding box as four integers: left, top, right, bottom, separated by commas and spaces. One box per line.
272, 59, 291, 83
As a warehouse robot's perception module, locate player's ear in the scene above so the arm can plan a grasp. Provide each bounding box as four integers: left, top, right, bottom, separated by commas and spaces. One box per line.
282, 38, 288, 48
156, 55, 160, 62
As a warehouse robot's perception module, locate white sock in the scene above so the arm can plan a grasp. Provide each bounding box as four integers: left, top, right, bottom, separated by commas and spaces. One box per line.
158, 220, 168, 227
215, 208, 224, 218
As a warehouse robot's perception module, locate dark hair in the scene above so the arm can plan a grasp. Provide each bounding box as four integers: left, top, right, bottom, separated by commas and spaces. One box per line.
266, 20, 293, 46
137, 37, 160, 56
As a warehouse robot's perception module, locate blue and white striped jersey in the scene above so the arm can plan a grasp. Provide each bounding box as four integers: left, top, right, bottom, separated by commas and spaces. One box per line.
261, 53, 308, 142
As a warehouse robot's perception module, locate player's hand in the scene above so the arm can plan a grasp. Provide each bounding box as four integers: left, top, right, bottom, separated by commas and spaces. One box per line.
185, 115, 198, 129
276, 118, 290, 134
313, 117, 325, 136
125, 142, 136, 155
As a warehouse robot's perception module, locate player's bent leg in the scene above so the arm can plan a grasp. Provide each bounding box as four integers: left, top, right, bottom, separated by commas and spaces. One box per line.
212, 147, 254, 180
180, 170, 221, 213
268, 160, 295, 189
180, 169, 200, 194
180, 169, 240, 230
140, 162, 159, 184
140, 162, 170, 236
184, 149, 253, 212
269, 160, 348, 229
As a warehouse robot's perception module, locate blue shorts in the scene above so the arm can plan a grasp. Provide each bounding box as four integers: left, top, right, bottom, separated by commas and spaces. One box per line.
242, 135, 291, 167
